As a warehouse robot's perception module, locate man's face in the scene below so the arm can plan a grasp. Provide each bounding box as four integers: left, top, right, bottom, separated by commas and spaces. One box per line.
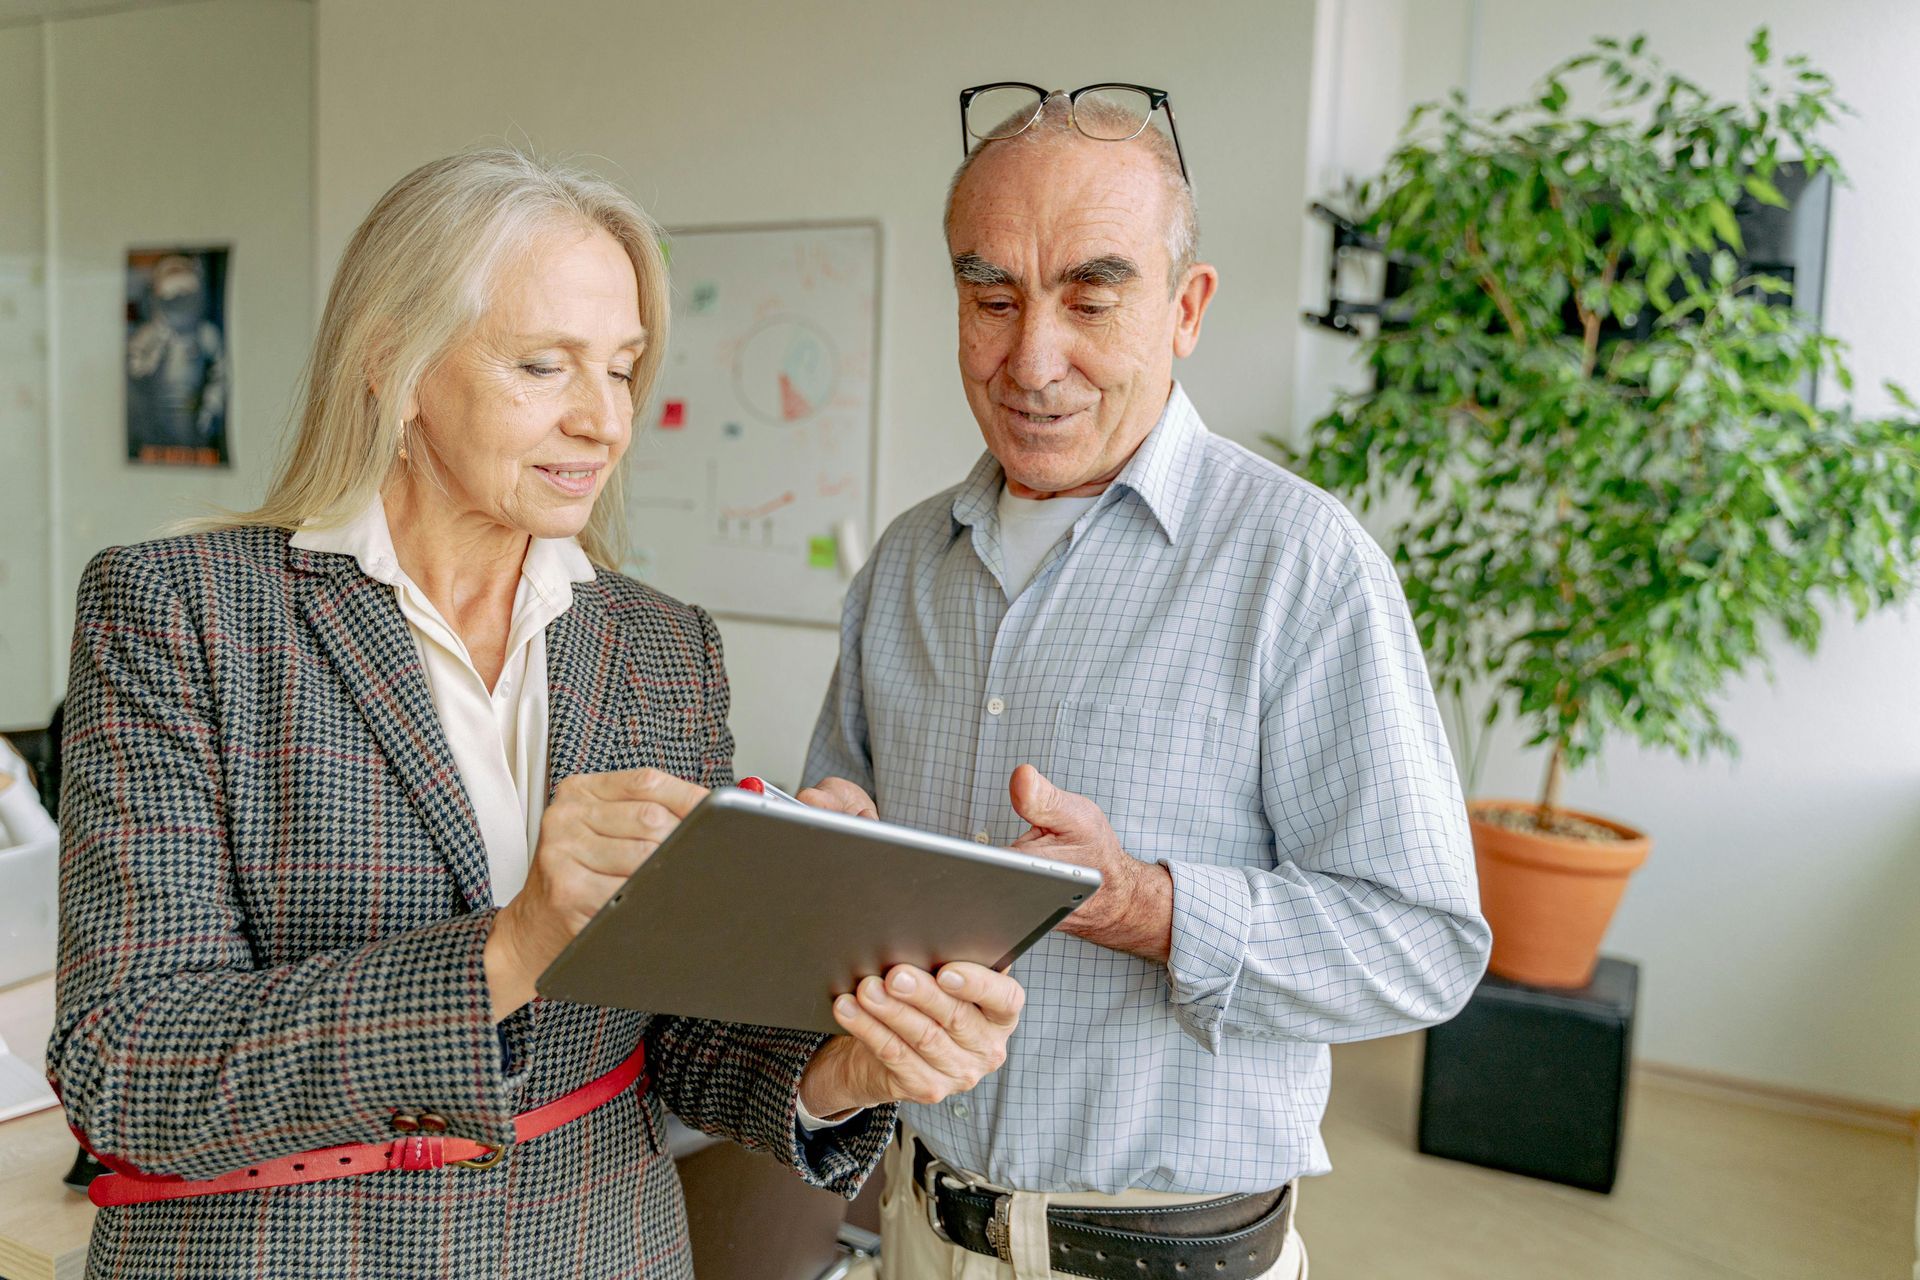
947, 134, 1215, 497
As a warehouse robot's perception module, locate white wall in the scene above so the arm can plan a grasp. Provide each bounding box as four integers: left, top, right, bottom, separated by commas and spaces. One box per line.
0, 24, 51, 729
39, 0, 313, 696
0, 0, 312, 719
313, 0, 1321, 786
1304, 0, 1920, 1109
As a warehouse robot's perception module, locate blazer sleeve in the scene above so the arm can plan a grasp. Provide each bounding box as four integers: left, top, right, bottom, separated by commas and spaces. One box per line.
49, 546, 518, 1180
640, 606, 894, 1196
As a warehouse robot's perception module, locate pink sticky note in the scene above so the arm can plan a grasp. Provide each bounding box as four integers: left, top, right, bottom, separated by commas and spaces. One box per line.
660, 400, 686, 429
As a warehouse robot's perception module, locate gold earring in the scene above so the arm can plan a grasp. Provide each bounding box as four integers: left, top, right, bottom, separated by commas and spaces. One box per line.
397, 421, 411, 463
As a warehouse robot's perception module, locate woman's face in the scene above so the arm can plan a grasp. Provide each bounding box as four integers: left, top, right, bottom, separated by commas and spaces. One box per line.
405, 225, 645, 542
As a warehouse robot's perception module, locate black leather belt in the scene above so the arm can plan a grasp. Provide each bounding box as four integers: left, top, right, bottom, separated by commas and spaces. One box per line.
911, 1137, 1293, 1279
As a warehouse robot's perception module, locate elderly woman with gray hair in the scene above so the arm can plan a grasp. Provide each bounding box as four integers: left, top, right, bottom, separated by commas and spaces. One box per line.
49, 149, 1023, 1279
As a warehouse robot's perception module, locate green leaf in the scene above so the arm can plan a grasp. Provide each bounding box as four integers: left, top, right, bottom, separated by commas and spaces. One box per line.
1749, 27, 1771, 65
1706, 199, 1744, 252
1743, 173, 1789, 208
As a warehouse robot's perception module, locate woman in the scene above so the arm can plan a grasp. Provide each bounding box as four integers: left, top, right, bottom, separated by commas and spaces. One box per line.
50, 149, 1022, 1279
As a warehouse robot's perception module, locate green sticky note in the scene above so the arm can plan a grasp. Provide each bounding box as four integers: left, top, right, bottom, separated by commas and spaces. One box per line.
808, 535, 838, 570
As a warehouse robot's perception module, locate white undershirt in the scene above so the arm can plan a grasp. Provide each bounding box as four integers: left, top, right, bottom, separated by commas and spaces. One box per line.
292, 497, 595, 908
995, 486, 1099, 599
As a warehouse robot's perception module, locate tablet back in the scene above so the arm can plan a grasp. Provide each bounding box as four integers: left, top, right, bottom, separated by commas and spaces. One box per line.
535, 787, 1099, 1034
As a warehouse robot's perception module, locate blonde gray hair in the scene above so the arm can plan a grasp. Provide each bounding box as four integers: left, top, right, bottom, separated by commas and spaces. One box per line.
944, 94, 1198, 286
199, 147, 668, 569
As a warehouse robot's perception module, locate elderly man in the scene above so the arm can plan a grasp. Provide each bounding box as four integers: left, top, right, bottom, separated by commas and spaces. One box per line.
802, 84, 1489, 1280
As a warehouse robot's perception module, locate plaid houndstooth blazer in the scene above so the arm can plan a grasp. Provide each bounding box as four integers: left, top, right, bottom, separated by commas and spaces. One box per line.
50, 525, 892, 1279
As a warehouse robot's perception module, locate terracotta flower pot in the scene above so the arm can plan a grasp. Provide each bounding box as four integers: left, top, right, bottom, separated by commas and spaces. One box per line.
1468, 801, 1652, 989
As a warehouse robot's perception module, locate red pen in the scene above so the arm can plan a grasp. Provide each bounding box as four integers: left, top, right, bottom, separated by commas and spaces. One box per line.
737, 776, 806, 807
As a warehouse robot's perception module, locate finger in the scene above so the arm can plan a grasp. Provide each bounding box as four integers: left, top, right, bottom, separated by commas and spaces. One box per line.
578, 800, 680, 842
852, 974, 972, 1081
1007, 764, 1091, 835
588, 767, 709, 817
880, 964, 988, 1048
934, 962, 1026, 1028
797, 777, 878, 820
541, 830, 657, 878
831, 987, 946, 1104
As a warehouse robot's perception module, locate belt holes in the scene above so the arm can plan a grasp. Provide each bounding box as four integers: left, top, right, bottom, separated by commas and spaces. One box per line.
291, 1163, 305, 1172
1137, 1262, 1149, 1272
338, 1156, 352, 1165
1096, 1252, 1106, 1262
1216, 1262, 1228, 1271
246, 1169, 259, 1178
1176, 1266, 1188, 1273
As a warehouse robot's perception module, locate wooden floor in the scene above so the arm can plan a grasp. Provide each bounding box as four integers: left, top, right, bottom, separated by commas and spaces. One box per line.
1310, 1034, 1918, 1279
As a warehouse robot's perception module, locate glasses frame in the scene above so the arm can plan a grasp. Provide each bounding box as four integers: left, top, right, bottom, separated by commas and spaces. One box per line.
957, 81, 1190, 186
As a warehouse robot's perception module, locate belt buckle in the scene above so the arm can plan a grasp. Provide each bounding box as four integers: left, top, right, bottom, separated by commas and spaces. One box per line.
983, 1194, 1013, 1264
451, 1144, 504, 1170
919, 1153, 957, 1245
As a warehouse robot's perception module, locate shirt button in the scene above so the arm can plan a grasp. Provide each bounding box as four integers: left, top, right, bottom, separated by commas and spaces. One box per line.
949, 1100, 970, 1119
974, 831, 991, 844
986, 696, 1006, 716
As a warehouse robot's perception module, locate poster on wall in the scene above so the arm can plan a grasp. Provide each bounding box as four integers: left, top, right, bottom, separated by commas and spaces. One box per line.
125, 245, 230, 467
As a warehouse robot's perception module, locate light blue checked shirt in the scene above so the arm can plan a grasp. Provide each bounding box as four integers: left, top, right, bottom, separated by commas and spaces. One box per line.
805, 384, 1489, 1194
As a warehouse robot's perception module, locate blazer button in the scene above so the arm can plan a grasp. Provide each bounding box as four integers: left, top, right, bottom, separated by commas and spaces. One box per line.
417, 1113, 450, 1134
391, 1112, 421, 1133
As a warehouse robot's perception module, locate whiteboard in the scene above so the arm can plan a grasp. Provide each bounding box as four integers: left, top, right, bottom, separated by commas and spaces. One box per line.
624, 222, 879, 626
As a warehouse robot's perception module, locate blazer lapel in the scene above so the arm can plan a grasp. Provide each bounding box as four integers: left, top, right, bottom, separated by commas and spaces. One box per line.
544, 577, 635, 790
292, 544, 494, 912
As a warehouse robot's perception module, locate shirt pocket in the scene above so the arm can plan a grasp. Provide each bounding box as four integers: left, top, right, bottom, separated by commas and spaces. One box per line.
1046, 699, 1222, 861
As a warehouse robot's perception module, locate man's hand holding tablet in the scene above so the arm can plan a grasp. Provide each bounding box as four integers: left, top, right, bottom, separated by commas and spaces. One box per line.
798, 960, 1024, 1116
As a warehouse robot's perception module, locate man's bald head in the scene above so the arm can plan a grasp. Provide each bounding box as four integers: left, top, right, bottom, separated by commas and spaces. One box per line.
943, 94, 1199, 289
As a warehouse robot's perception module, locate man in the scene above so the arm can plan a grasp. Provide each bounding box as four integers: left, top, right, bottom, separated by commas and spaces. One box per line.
803, 86, 1489, 1280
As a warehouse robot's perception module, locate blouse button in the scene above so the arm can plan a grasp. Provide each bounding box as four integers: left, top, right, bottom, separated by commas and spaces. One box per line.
417, 1113, 450, 1134
390, 1112, 421, 1134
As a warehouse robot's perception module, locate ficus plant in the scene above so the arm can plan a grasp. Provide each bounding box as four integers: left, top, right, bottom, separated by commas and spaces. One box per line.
1278, 30, 1920, 833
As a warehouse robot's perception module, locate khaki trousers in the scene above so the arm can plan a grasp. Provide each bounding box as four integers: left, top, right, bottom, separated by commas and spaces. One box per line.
878, 1132, 1307, 1280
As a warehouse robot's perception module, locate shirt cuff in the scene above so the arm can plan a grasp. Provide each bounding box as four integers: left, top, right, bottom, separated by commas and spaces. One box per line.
794, 1091, 862, 1133
1162, 859, 1256, 1054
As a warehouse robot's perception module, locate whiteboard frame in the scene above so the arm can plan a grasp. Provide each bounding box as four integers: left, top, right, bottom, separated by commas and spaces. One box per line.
652, 218, 885, 632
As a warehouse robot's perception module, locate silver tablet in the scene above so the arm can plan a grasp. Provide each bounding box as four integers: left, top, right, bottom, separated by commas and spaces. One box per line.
535, 786, 1100, 1034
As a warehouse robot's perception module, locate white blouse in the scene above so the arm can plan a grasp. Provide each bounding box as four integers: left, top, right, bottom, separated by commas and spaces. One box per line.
292, 498, 595, 907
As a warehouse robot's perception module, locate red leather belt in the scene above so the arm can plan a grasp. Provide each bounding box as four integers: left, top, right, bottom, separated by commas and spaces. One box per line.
79, 1041, 647, 1207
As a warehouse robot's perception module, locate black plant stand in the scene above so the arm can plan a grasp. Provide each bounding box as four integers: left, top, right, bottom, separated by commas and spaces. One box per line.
1417, 956, 1639, 1193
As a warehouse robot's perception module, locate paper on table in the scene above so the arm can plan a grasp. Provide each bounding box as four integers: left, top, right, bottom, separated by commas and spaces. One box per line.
0, 1030, 56, 1122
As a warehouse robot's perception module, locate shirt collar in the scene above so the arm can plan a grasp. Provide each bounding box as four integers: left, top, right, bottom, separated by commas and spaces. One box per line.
289, 495, 597, 603
949, 381, 1203, 545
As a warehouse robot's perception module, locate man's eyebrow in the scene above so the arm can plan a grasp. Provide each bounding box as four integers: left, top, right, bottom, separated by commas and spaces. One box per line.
1056, 255, 1141, 288
952, 253, 1019, 288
